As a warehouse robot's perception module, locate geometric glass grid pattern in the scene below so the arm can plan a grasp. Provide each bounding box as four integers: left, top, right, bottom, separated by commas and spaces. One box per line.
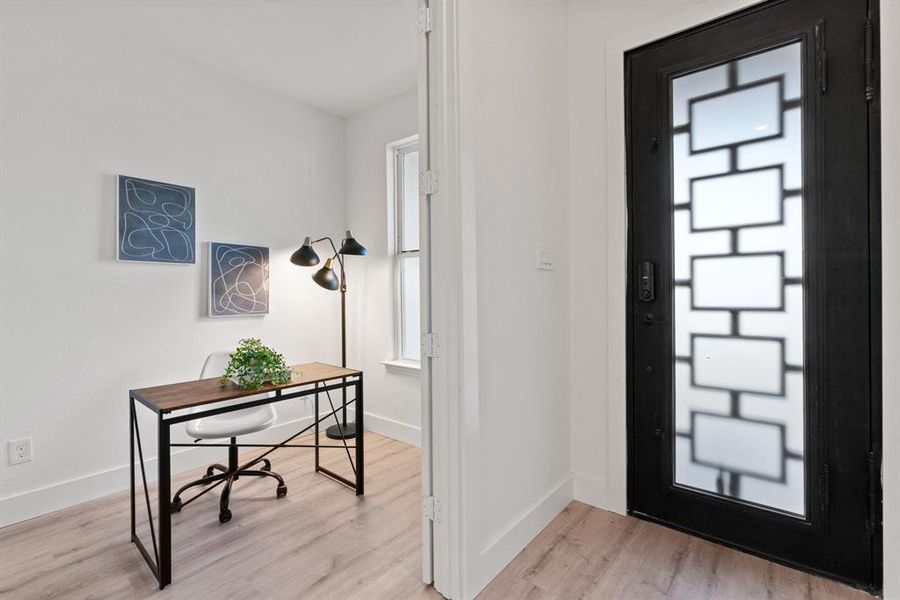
671, 42, 806, 516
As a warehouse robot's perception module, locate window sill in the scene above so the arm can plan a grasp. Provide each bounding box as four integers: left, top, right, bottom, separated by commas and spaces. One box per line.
381, 359, 421, 375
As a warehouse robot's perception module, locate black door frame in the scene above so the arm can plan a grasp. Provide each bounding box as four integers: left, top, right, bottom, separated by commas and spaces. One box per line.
624, 0, 882, 591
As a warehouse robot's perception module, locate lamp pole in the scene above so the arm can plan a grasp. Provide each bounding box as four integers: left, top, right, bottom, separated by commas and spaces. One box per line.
291, 232, 366, 439
336, 247, 350, 438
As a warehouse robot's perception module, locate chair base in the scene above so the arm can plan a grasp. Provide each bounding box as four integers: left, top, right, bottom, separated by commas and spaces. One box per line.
171, 437, 286, 523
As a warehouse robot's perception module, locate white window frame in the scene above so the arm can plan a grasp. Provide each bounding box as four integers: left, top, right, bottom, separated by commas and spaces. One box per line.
384, 135, 420, 370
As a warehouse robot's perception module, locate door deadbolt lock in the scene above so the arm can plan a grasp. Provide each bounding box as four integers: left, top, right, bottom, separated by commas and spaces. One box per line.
639, 261, 655, 302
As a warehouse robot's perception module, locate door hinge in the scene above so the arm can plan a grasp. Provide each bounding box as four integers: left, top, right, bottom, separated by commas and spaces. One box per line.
419, 169, 439, 195
819, 463, 830, 512
865, 18, 876, 102
417, 5, 433, 35
422, 332, 440, 358
423, 495, 441, 521
815, 21, 827, 94
867, 450, 880, 533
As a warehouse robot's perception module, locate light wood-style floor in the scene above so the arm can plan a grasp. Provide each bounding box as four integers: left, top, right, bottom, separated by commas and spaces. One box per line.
479, 501, 874, 600
0, 431, 440, 600
0, 432, 873, 600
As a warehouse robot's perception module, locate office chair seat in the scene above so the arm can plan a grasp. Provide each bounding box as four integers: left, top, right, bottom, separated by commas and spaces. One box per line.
186, 405, 276, 439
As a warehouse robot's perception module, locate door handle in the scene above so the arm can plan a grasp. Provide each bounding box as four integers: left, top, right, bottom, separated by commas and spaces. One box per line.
639, 261, 655, 302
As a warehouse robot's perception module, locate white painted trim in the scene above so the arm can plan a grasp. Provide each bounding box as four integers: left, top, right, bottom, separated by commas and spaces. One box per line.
417, 0, 437, 588
388, 134, 420, 152
392, 138, 423, 362
879, 2, 899, 598
381, 358, 422, 374
0, 414, 318, 528
427, 1, 471, 599
475, 476, 574, 594
364, 411, 422, 448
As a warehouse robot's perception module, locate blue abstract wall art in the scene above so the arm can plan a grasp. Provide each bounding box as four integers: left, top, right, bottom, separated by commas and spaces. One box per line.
117, 175, 195, 263
209, 242, 270, 317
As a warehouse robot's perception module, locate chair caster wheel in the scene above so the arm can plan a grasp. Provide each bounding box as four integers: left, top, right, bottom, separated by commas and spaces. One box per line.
206, 468, 216, 477
171, 498, 182, 513
261, 463, 271, 472
276, 485, 287, 498
219, 509, 232, 524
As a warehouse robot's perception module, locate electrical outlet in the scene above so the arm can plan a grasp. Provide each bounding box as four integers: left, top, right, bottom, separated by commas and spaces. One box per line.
9, 437, 32, 465
537, 244, 554, 270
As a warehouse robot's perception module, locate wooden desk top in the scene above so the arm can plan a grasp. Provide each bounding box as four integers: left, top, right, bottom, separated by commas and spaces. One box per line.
130, 361, 361, 414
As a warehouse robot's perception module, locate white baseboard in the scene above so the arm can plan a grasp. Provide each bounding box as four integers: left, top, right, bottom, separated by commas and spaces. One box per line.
0, 411, 422, 528
474, 475, 574, 595
363, 411, 421, 447
0, 415, 319, 528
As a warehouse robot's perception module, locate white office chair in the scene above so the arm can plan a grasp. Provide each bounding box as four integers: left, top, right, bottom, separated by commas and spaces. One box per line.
171, 352, 287, 523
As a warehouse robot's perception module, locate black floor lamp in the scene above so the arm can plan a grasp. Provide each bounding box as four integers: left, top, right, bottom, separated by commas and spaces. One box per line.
291, 230, 366, 439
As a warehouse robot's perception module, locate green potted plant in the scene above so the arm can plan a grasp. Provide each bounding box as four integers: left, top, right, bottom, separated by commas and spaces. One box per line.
221, 338, 292, 390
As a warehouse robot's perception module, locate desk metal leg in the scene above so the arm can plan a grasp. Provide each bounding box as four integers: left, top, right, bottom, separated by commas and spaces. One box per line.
314, 383, 320, 472
356, 375, 364, 496
130, 398, 136, 542
157, 414, 172, 588
130, 398, 162, 585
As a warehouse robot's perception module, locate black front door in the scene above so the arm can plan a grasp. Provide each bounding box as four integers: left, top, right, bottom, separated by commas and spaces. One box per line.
626, 0, 880, 588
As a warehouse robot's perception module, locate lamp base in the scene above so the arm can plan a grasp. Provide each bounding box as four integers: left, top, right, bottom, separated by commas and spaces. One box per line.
325, 422, 357, 440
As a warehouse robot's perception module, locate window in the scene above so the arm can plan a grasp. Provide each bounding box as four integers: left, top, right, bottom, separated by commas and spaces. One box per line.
393, 139, 420, 362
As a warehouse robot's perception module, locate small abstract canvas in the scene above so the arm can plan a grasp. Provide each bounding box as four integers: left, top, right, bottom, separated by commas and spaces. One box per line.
117, 175, 195, 263
209, 242, 270, 317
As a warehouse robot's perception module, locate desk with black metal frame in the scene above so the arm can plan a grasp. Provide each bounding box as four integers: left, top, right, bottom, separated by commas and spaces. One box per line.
128, 361, 363, 589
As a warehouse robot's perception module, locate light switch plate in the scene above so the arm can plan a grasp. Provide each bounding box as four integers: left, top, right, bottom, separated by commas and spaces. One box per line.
537, 244, 554, 270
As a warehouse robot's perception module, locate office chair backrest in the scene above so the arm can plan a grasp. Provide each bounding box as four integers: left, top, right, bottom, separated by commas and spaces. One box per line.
200, 351, 232, 381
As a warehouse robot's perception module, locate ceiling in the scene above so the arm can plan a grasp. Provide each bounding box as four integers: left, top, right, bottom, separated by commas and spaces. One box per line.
55, 0, 418, 117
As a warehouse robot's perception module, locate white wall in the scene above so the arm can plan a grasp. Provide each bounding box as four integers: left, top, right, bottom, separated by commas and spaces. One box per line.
0, 2, 347, 525
455, 1, 573, 595
345, 88, 421, 447
567, 0, 704, 510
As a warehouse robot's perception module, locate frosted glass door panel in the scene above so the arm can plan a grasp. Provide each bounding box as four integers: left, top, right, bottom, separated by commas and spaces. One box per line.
672, 42, 805, 516
693, 254, 783, 309
692, 168, 782, 230
691, 82, 781, 150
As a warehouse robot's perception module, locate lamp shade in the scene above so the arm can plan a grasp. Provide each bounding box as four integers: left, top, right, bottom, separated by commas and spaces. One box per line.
312, 258, 340, 291
339, 230, 367, 256
290, 236, 320, 266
